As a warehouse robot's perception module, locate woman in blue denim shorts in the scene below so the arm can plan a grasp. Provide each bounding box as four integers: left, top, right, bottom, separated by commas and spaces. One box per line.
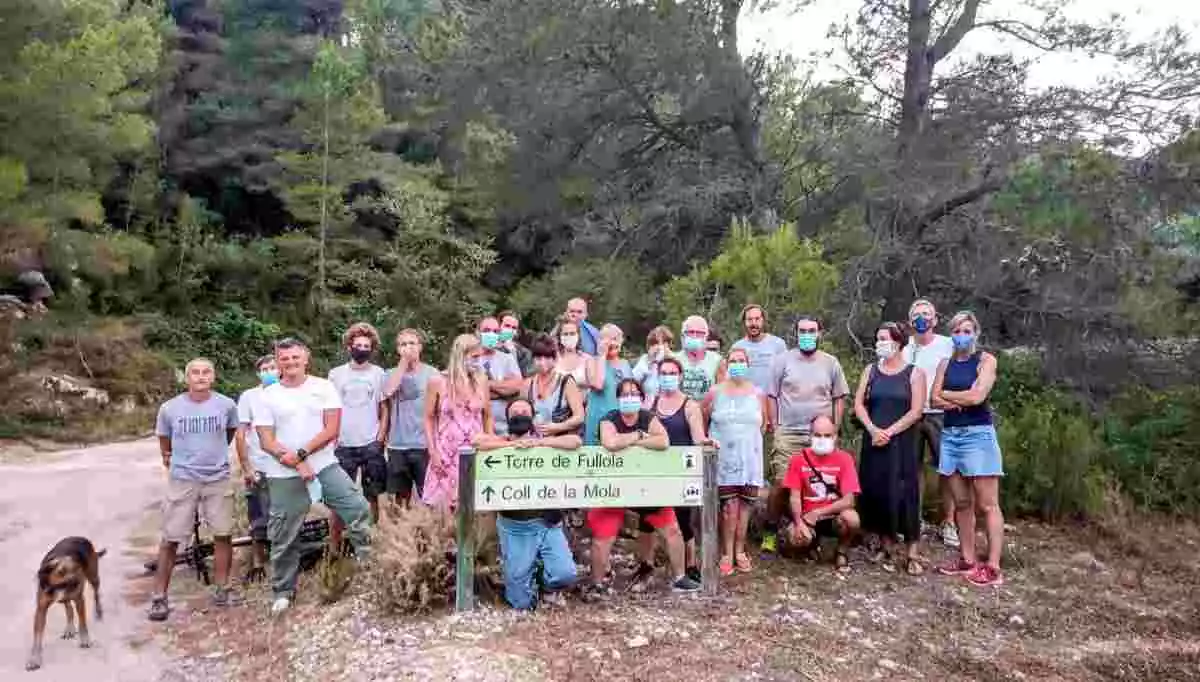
931, 311, 1005, 587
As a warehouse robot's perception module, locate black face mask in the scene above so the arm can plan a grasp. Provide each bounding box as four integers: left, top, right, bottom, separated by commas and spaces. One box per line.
508, 415, 534, 437
350, 349, 372, 364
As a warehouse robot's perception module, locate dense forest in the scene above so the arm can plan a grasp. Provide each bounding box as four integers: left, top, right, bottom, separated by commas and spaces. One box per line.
1, 0, 1199, 517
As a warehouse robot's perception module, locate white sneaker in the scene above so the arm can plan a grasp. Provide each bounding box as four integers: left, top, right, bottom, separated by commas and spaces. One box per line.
940, 522, 961, 548
271, 597, 291, 615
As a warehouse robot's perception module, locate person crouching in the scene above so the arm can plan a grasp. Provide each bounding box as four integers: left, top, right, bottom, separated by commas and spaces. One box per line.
475, 399, 579, 609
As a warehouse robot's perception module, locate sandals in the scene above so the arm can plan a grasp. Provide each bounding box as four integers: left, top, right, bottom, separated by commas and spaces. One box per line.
735, 552, 753, 573
719, 556, 735, 577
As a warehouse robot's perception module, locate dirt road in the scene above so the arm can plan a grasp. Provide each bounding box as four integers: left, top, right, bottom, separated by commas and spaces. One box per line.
0, 439, 166, 680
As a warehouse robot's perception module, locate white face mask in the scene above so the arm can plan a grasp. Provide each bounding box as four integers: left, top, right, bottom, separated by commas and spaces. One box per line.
811, 437, 836, 455
560, 334, 579, 350
875, 340, 899, 360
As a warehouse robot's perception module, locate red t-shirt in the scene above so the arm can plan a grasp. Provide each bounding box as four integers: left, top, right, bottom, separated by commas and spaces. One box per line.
782, 448, 861, 514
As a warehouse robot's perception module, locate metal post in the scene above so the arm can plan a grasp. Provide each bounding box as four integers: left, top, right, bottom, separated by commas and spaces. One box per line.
455, 445, 477, 612
701, 444, 719, 596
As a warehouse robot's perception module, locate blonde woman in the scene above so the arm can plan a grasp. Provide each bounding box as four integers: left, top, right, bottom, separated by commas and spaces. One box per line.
551, 316, 593, 388
422, 334, 492, 509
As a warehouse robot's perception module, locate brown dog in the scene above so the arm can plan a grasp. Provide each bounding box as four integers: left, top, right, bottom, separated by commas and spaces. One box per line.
26, 536, 105, 672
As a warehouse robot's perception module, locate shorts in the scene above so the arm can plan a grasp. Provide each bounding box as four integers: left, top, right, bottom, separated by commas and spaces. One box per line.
387, 447, 429, 497
719, 485, 760, 502
636, 507, 695, 543
162, 478, 234, 544
769, 431, 811, 483
781, 516, 840, 550
589, 507, 676, 540
335, 442, 387, 498
915, 412, 944, 467
245, 476, 271, 542
938, 425, 1004, 477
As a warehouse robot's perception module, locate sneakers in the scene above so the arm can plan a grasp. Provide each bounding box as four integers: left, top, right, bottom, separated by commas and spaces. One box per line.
685, 566, 702, 583
965, 564, 1004, 587
940, 522, 961, 548
760, 531, 778, 554
147, 595, 169, 622
936, 557, 976, 576
582, 571, 614, 602
270, 596, 291, 615
211, 586, 243, 608
671, 574, 702, 592
629, 562, 655, 592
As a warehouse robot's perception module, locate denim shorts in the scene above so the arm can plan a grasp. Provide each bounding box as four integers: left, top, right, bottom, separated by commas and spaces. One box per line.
938, 424, 1004, 477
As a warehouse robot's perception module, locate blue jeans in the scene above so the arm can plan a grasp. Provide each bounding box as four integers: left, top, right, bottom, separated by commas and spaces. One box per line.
496, 515, 576, 610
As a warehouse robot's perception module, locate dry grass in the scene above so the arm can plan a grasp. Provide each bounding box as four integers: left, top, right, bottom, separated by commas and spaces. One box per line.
362, 505, 459, 614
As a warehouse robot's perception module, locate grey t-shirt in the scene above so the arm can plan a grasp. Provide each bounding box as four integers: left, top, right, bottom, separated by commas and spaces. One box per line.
481, 350, 522, 435
155, 392, 238, 482
328, 363, 386, 447
731, 334, 789, 393
768, 350, 850, 434
386, 363, 437, 450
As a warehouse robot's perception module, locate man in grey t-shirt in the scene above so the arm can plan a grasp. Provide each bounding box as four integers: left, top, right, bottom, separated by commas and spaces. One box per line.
382, 328, 438, 508
329, 322, 388, 545
148, 358, 239, 622
731, 304, 789, 394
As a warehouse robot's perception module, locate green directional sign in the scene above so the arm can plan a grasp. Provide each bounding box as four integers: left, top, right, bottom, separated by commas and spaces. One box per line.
473, 446, 703, 511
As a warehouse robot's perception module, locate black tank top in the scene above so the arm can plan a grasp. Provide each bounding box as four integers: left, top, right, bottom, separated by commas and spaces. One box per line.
653, 396, 694, 446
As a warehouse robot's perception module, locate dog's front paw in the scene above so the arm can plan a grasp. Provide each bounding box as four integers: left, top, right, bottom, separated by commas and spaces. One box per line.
79, 634, 92, 649
60, 626, 76, 640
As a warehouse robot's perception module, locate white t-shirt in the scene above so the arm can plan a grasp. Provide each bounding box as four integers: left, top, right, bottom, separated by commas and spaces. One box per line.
328, 363, 386, 447
903, 334, 954, 413
236, 386, 274, 474
252, 377, 342, 478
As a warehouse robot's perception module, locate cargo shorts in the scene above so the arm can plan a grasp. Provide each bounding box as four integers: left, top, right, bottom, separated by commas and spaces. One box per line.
161, 477, 234, 544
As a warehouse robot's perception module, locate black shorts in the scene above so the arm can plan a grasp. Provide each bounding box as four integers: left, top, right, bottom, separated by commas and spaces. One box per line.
387, 447, 429, 497
335, 442, 387, 498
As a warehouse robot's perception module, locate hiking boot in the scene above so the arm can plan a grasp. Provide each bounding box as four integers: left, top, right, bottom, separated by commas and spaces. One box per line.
671, 575, 702, 592
629, 561, 655, 592
936, 557, 976, 576
582, 571, 614, 602
147, 595, 169, 622
211, 586, 243, 608
940, 522, 961, 548
965, 564, 1004, 587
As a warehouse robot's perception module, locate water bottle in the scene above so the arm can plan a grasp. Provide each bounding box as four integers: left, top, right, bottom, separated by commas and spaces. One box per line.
306, 477, 323, 504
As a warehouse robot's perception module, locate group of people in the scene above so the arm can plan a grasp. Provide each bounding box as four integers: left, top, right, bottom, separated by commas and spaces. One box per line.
148, 295, 1006, 618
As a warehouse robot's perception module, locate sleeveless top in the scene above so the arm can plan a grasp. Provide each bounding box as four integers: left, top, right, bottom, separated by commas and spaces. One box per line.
603, 408, 654, 434
865, 364, 913, 431
526, 375, 568, 425
707, 387, 764, 487
674, 350, 722, 401
652, 396, 694, 446
942, 352, 993, 427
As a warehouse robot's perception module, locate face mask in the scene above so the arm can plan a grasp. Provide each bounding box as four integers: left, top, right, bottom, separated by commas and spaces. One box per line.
499, 328, 516, 343
952, 332, 975, 351
258, 370, 279, 386
480, 331, 499, 349
618, 396, 641, 415
659, 374, 680, 393
683, 336, 705, 352
728, 362, 749, 378
875, 340, 898, 360
797, 332, 819, 353
350, 348, 372, 364
811, 437, 835, 455
507, 415, 533, 437
560, 334, 579, 350
912, 316, 932, 334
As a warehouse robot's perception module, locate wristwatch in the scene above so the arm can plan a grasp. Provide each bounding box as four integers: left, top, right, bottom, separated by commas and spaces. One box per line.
296, 448, 309, 462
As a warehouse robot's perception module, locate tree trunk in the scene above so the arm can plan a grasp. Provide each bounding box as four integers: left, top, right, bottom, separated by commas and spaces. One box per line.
899, 0, 933, 148
317, 86, 330, 316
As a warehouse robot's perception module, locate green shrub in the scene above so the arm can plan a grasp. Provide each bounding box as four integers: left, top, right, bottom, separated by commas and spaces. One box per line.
1101, 385, 1200, 515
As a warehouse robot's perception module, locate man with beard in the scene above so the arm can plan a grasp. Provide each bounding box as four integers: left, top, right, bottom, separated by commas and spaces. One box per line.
761, 315, 850, 554
731, 304, 788, 395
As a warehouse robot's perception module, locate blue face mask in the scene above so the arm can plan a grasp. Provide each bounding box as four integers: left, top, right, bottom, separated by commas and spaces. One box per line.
480, 331, 499, 349
797, 332, 819, 352
728, 362, 749, 378
659, 374, 680, 393
912, 316, 931, 334
498, 328, 515, 343
258, 370, 279, 386
618, 396, 642, 414
683, 336, 705, 352
952, 332, 975, 351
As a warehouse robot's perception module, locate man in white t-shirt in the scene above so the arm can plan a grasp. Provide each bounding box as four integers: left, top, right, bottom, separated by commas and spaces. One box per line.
254, 338, 372, 614
328, 322, 388, 550
902, 298, 959, 548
